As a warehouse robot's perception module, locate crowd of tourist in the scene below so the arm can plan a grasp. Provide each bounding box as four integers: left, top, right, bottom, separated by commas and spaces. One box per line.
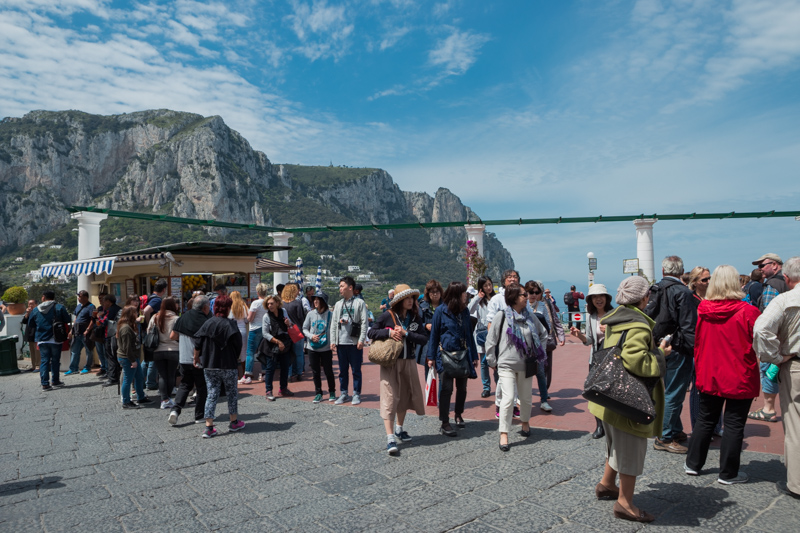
16, 251, 800, 523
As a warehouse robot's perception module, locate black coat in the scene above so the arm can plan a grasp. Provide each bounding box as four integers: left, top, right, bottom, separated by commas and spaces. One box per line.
193, 317, 242, 370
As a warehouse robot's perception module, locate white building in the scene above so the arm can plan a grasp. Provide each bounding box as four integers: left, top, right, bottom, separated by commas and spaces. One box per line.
348, 265, 360, 272
49, 245, 62, 249
14, 257, 24, 262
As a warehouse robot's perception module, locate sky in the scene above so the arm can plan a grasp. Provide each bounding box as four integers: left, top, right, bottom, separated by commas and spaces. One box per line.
1, 0, 799, 291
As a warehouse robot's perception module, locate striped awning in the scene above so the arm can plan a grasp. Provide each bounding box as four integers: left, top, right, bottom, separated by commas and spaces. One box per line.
117, 253, 166, 262
40, 257, 116, 277
256, 258, 294, 272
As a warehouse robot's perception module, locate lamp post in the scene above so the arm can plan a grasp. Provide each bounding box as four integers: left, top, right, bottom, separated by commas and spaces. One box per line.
587, 252, 596, 291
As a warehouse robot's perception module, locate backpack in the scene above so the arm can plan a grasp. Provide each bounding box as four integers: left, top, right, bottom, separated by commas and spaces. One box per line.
564, 292, 575, 306
52, 306, 69, 343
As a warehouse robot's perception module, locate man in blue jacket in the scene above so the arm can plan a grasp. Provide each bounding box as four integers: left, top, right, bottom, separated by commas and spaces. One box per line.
28, 290, 71, 391
66, 290, 95, 375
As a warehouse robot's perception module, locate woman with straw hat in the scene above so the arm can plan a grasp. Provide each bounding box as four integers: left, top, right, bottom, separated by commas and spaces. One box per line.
368, 284, 429, 455
571, 283, 614, 439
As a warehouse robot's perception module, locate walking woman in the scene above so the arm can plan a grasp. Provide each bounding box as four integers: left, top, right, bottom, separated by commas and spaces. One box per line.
282, 284, 307, 381
417, 279, 443, 367
469, 276, 496, 398
368, 284, 429, 455
570, 283, 614, 438
241, 283, 269, 384
117, 305, 149, 409
485, 283, 548, 452
193, 295, 245, 438
303, 291, 337, 403
261, 295, 294, 400
147, 297, 180, 410
229, 291, 249, 379
427, 281, 479, 437
590, 276, 669, 523
685, 265, 761, 484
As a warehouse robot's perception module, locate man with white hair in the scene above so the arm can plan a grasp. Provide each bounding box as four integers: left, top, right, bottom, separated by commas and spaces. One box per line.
380, 289, 395, 312
645, 255, 697, 454
753, 256, 800, 499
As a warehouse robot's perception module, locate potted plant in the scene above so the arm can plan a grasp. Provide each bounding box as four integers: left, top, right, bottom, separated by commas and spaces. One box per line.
1, 286, 29, 315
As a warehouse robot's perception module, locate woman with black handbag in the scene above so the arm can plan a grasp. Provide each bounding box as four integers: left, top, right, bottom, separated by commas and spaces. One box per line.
485, 283, 548, 451
368, 284, 429, 455
427, 281, 479, 437
590, 276, 670, 523
260, 295, 294, 401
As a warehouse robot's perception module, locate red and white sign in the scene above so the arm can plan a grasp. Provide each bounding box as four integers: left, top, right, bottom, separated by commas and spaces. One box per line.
571, 313, 584, 322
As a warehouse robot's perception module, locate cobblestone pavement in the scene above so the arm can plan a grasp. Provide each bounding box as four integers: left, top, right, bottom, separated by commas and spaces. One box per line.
0, 371, 797, 532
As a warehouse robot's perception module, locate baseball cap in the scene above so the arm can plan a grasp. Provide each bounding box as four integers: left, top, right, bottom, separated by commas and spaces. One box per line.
752, 253, 782, 266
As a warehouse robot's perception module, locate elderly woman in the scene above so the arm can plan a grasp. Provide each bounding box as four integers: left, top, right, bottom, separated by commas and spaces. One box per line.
486, 283, 548, 451
571, 283, 614, 438
427, 281, 480, 437
193, 295, 245, 438
368, 284, 430, 455
590, 276, 670, 523
685, 265, 761, 484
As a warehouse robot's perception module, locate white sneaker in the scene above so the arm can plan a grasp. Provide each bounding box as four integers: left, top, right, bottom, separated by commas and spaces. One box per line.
540, 402, 552, 412
684, 462, 699, 476
168, 410, 179, 426
718, 472, 748, 485
334, 393, 350, 405
351, 394, 361, 405
160, 399, 175, 410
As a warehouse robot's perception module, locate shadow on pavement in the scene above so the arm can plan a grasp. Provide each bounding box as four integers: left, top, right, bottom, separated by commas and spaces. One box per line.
0, 475, 65, 495
644, 483, 733, 526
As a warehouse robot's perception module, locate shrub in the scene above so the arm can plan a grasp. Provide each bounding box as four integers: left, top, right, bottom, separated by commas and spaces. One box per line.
1, 286, 28, 304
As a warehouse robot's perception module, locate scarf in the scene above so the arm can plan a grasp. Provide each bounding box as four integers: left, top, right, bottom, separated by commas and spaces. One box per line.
504, 306, 546, 366
172, 309, 208, 337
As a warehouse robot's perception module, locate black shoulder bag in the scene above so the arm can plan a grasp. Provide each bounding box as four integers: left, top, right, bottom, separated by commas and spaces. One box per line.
439, 313, 472, 379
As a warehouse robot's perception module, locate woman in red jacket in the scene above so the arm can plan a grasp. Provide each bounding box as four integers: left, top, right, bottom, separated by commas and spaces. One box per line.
685, 265, 761, 485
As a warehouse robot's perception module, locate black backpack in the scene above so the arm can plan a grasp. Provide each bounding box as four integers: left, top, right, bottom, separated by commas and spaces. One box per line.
53, 308, 69, 343
564, 292, 575, 306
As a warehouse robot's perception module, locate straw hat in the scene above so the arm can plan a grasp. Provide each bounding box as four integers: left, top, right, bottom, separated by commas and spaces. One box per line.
389, 284, 420, 307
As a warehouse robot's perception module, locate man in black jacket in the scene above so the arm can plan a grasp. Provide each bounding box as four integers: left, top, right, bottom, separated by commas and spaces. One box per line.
100, 294, 123, 387
645, 255, 696, 454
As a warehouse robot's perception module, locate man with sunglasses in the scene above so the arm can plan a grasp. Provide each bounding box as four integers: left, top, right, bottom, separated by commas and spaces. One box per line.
748, 253, 788, 424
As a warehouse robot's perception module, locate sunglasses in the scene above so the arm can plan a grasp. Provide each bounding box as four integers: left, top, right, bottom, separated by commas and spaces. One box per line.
700, 277, 710, 282
529, 290, 542, 295
759, 261, 775, 269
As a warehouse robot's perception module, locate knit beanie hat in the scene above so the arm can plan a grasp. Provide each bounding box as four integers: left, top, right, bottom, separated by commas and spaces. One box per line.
616, 276, 651, 305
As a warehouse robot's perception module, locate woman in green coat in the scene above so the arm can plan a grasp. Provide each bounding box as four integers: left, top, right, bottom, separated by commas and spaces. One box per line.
589, 276, 671, 523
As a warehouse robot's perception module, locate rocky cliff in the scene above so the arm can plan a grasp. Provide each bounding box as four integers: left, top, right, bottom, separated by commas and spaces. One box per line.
0, 109, 514, 278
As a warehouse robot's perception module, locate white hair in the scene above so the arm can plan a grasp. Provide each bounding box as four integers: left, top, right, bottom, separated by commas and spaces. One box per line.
662, 255, 684, 276
783, 257, 800, 282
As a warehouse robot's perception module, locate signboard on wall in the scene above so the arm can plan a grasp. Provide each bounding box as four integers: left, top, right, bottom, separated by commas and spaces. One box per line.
249, 274, 260, 299
125, 279, 135, 297
170, 277, 182, 297
623, 258, 640, 274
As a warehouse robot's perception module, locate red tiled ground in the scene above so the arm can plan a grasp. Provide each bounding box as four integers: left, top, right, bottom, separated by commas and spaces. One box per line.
236, 336, 786, 455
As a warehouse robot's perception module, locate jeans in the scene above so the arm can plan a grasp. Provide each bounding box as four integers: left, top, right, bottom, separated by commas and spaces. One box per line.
264, 352, 290, 392
534, 360, 549, 401
119, 357, 145, 405
153, 351, 179, 401
336, 344, 363, 395
439, 373, 468, 422
143, 360, 158, 389
245, 328, 263, 376
686, 392, 752, 480
288, 339, 305, 377
39, 343, 61, 386
545, 348, 554, 390
174, 363, 207, 420
479, 352, 493, 392
662, 350, 693, 440
95, 340, 107, 372
309, 349, 335, 395
69, 333, 92, 372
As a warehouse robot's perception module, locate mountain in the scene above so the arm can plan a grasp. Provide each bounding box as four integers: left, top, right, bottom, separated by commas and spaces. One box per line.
0, 109, 514, 287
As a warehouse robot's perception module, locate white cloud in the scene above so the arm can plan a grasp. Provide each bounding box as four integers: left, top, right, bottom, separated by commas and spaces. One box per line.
379, 26, 410, 50
286, 0, 354, 60
428, 29, 490, 75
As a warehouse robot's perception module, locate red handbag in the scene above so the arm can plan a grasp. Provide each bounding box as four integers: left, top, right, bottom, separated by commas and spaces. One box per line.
287, 323, 304, 343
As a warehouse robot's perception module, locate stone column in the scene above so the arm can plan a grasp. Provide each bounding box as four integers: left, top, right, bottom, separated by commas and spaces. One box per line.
633, 218, 657, 282
464, 224, 486, 256
71, 211, 108, 294
269, 232, 292, 293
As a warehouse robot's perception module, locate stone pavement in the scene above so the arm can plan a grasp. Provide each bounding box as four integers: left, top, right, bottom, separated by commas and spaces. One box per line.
0, 370, 798, 533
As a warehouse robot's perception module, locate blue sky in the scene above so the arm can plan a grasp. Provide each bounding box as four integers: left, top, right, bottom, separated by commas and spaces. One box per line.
1, 0, 799, 291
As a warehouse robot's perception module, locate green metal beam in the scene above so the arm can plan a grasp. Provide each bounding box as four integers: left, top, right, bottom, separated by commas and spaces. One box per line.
69, 206, 800, 234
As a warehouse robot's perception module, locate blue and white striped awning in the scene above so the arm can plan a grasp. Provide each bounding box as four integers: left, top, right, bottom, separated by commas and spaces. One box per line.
40, 257, 116, 277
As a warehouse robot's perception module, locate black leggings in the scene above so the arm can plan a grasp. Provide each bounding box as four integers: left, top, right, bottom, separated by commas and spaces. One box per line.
153, 351, 179, 401
439, 374, 468, 423
309, 350, 335, 395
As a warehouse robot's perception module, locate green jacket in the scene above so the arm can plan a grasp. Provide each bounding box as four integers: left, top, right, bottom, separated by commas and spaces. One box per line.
588, 305, 666, 439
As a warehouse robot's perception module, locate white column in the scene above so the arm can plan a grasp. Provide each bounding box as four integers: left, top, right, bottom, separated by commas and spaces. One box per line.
633, 218, 657, 282
71, 211, 108, 294
464, 224, 486, 256
269, 232, 292, 293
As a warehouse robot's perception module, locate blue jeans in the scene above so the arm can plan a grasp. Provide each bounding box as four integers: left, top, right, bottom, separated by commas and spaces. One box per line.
119, 357, 145, 404
69, 334, 92, 372
534, 360, 549, 402
288, 339, 304, 377
39, 343, 61, 386
95, 340, 107, 372
336, 344, 362, 395
245, 328, 263, 375
264, 352, 290, 392
143, 360, 158, 389
662, 350, 693, 440
480, 352, 492, 392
